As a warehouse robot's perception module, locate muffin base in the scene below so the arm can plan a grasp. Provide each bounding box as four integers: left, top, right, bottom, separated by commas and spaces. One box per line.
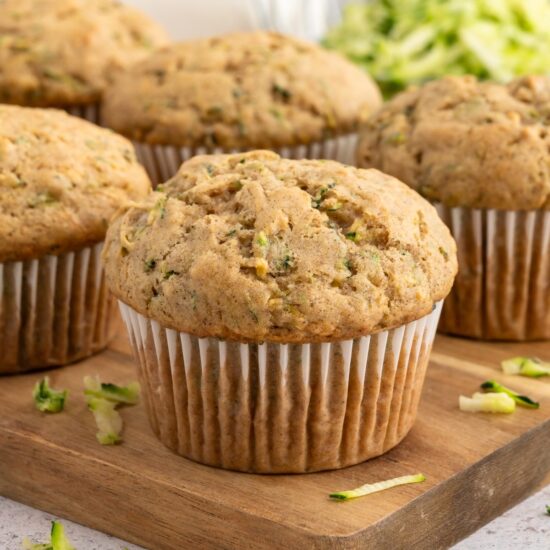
65, 103, 101, 125
436, 205, 550, 340
0, 243, 115, 374
119, 301, 442, 473
133, 133, 358, 186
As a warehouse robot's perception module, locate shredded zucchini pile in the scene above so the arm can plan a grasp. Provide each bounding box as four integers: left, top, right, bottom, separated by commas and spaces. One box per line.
323, 0, 550, 96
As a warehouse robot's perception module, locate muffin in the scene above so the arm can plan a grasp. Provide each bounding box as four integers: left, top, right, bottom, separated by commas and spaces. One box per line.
0, 105, 151, 373
357, 75, 550, 340
101, 31, 382, 184
0, 0, 169, 123
103, 150, 456, 473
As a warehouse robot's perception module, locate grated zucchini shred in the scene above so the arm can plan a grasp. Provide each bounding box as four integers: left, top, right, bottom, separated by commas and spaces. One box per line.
459, 392, 516, 413
329, 473, 426, 501
502, 356, 550, 378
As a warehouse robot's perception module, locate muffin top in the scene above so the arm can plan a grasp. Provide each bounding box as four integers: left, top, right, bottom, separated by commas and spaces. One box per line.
101, 31, 382, 149
103, 151, 456, 343
0, 105, 151, 262
0, 0, 169, 107
357, 75, 550, 210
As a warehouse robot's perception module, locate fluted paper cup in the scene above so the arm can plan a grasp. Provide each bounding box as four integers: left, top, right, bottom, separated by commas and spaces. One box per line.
133, 133, 358, 186
0, 243, 115, 374
65, 103, 101, 125
436, 205, 550, 340
119, 301, 442, 473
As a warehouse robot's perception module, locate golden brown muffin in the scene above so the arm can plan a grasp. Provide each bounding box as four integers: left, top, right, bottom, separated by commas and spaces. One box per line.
357, 75, 550, 210
102, 31, 382, 149
104, 150, 456, 343
0, 105, 151, 262
0, 0, 169, 107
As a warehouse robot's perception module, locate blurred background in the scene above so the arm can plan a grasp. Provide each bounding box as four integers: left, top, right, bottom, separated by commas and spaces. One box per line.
123, 0, 550, 99
123, 0, 346, 41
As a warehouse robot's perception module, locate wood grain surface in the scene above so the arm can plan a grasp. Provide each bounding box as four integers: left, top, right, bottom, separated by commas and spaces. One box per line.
0, 320, 549, 550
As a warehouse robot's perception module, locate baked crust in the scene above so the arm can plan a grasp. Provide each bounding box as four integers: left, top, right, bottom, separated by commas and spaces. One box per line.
102, 31, 382, 148
0, 105, 151, 262
0, 0, 168, 107
357, 75, 550, 210
103, 151, 457, 342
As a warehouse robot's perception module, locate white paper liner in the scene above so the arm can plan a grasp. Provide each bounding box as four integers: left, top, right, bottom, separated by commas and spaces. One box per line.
436, 205, 550, 340
133, 133, 358, 186
119, 301, 442, 473
0, 243, 115, 374
64, 103, 101, 125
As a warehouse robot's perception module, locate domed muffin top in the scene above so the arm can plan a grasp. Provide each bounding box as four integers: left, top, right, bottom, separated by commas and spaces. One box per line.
0, 105, 151, 262
102, 31, 382, 149
103, 151, 456, 343
357, 75, 550, 210
0, 0, 169, 107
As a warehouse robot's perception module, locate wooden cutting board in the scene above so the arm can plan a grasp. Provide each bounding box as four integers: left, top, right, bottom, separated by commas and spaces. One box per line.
1, 320, 549, 550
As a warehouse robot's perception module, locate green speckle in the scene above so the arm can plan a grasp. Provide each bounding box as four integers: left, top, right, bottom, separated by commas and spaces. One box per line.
325, 201, 343, 211
438, 247, 449, 260
10, 38, 30, 52
122, 149, 134, 163
139, 35, 153, 49
312, 184, 335, 209
148, 196, 167, 223
28, 192, 57, 208
42, 69, 82, 89
369, 251, 380, 263
229, 180, 243, 191
248, 308, 259, 323
237, 119, 247, 136
270, 107, 284, 121
206, 105, 223, 119
85, 139, 100, 150
163, 270, 178, 280
205, 163, 216, 176
42, 68, 63, 81
385, 132, 406, 145
272, 83, 292, 101
256, 231, 269, 247
344, 259, 352, 271
275, 252, 295, 272
225, 229, 237, 238
345, 232, 357, 241
144, 259, 156, 272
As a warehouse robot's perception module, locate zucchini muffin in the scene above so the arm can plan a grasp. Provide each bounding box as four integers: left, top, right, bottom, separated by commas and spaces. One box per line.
104, 150, 456, 473
0, 0, 169, 122
0, 105, 151, 373
102, 31, 382, 184
357, 75, 550, 340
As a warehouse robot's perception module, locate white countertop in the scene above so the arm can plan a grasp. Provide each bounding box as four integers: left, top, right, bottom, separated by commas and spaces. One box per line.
1, 486, 549, 549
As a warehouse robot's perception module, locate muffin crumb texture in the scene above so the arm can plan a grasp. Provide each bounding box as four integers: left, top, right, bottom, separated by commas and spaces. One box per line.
357, 75, 550, 210
0, 105, 151, 262
104, 151, 456, 342
102, 31, 382, 149
0, 0, 169, 106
